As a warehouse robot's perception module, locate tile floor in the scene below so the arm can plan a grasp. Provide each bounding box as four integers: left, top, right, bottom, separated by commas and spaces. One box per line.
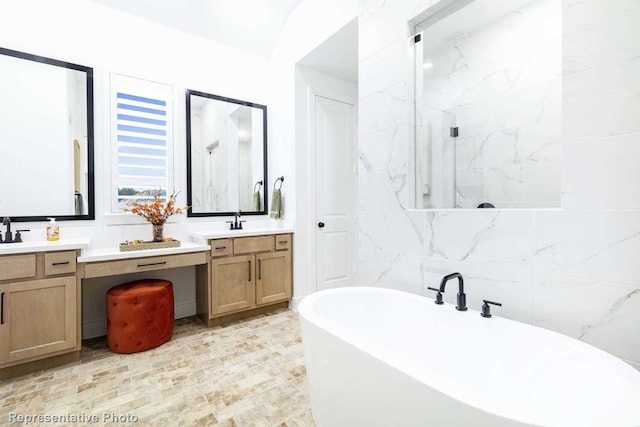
0, 308, 315, 426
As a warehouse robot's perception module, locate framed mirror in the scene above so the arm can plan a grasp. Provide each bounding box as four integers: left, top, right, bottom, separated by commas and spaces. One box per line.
186, 90, 268, 217
0, 47, 95, 221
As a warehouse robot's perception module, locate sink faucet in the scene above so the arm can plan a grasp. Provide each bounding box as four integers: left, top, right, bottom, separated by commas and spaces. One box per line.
226, 211, 245, 230
2, 217, 11, 243
439, 272, 467, 311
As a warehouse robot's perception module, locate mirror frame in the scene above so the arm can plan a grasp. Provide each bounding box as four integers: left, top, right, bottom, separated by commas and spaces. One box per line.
185, 89, 268, 217
0, 46, 95, 222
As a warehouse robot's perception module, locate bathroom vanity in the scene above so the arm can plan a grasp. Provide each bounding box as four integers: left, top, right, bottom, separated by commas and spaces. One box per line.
0, 226, 293, 377
192, 228, 294, 326
0, 240, 88, 378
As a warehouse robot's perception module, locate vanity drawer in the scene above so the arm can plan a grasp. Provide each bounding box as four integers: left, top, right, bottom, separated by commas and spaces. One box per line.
83, 252, 207, 279
0, 254, 36, 281
233, 235, 274, 255
210, 239, 232, 258
275, 234, 291, 251
44, 251, 77, 276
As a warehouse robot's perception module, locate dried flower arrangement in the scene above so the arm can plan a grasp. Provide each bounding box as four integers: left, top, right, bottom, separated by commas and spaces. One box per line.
123, 191, 188, 225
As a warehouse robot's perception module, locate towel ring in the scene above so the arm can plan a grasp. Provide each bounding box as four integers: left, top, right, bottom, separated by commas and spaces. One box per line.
254, 180, 263, 192
273, 176, 284, 190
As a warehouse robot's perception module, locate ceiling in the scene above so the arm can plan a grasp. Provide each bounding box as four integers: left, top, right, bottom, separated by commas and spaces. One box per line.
90, 0, 303, 58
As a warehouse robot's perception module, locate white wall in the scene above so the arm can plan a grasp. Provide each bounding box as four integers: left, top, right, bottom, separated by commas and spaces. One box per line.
0, 0, 281, 338
358, 0, 640, 370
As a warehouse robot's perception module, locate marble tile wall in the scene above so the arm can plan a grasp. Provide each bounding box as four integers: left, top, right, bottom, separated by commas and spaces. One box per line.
358, 0, 640, 369
419, 0, 562, 208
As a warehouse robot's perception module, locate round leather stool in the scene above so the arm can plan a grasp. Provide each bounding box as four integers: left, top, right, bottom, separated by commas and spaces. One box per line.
106, 279, 174, 354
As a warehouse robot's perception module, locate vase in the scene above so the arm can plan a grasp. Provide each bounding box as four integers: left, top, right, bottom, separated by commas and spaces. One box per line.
152, 223, 164, 242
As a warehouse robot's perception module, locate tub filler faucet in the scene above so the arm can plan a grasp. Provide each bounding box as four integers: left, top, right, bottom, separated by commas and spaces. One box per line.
439, 272, 467, 311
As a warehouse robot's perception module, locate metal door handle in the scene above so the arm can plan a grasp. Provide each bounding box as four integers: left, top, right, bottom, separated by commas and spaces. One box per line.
258, 259, 262, 280
1, 292, 4, 325
318, 222, 325, 228
248, 260, 252, 282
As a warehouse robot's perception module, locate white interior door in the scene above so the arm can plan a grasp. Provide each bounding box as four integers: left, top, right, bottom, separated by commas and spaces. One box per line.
315, 95, 356, 291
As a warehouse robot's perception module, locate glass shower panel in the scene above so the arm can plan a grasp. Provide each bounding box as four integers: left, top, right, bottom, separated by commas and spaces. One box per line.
410, 0, 562, 209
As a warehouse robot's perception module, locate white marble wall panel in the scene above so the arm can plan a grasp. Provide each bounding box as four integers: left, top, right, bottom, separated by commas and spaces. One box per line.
534, 273, 640, 362
535, 211, 640, 286
358, 167, 408, 211
359, 124, 410, 173
359, 0, 439, 60
359, 210, 426, 256
359, 250, 424, 295
424, 258, 533, 323
359, 37, 411, 99
563, 134, 640, 209
450, 77, 562, 141
564, 0, 640, 74
357, 0, 640, 369
426, 210, 534, 271
359, 81, 412, 135
564, 57, 640, 142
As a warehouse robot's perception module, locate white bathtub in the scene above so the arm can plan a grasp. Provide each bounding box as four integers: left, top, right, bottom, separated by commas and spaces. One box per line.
298, 287, 640, 427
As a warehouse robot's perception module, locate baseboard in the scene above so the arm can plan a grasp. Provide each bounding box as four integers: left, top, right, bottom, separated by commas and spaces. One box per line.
82, 301, 196, 340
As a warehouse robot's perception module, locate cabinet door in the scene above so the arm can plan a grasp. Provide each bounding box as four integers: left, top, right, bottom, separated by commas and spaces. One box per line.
211, 255, 255, 315
0, 284, 8, 364
256, 251, 292, 306
1, 277, 77, 365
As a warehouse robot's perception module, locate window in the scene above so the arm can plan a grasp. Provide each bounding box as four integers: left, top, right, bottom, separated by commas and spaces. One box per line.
109, 73, 173, 212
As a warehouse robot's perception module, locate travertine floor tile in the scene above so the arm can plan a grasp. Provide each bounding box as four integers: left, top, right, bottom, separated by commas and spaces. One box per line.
0, 308, 315, 426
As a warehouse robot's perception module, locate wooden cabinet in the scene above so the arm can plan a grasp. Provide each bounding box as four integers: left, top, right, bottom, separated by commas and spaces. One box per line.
211, 255, 255, 314
198, 233, 293, 326
0, 250, 81, 377
256, 250, 292, 305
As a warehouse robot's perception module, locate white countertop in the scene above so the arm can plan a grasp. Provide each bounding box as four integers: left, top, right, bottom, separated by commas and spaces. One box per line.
190, 226, 294, 241
77, 241, 211, 263
0, 238, 90, 255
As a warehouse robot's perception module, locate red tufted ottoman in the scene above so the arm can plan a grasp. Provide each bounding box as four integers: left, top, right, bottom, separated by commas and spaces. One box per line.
107, 279, 174, 354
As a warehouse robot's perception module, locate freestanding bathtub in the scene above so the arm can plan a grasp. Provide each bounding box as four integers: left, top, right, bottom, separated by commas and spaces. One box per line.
298, 287, 640, 427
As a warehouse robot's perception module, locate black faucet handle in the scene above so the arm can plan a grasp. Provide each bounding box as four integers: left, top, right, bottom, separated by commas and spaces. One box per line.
427, 287, 444, 305
225, 220, 235, 230
238, 220, 246, 230
14, 229, 29, 243
481, 300, 502, 318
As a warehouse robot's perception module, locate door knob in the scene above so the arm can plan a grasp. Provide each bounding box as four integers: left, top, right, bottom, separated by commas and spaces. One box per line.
318, 222, 325, 228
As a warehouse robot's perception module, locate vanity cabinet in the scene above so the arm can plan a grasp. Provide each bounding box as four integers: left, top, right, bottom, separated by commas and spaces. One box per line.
0, 250, 80, 376
198, 233, 292, 326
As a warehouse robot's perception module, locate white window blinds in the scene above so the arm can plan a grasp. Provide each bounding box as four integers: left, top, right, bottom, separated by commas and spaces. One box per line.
110, 74, 173, 212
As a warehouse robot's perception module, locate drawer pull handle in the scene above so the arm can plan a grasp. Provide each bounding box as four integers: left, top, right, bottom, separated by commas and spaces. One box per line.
1, 292, 4, 325
258, 259, 262, 279
278, 241, 288, 244
248, 260, 252, 282
215, 246, 227, 250
137, 261, 167, 267
52, 261, 70, 266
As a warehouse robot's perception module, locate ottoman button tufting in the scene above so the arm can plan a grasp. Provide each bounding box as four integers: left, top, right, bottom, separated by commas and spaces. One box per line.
106, 279, 174, 354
